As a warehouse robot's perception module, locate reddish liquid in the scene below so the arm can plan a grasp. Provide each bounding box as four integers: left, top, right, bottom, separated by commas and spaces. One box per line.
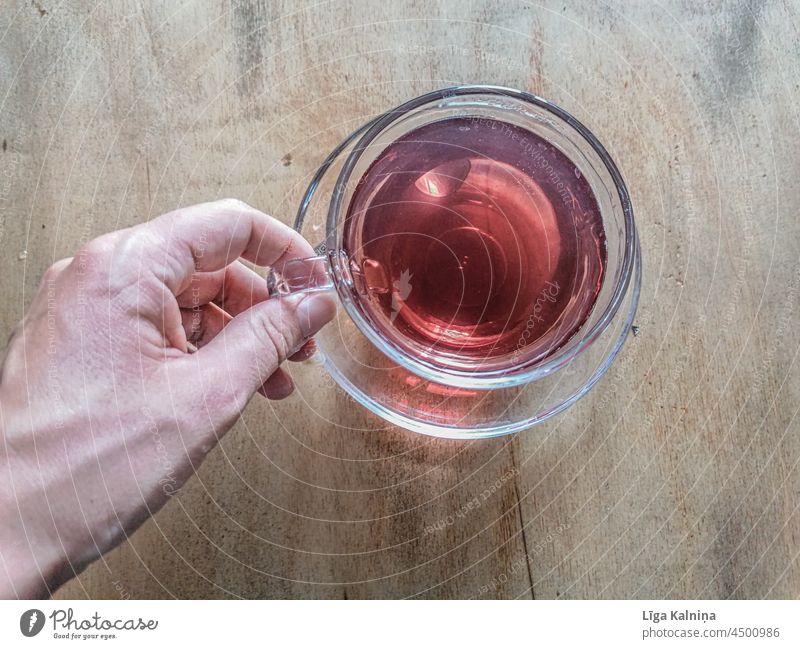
343, 116, 606, 372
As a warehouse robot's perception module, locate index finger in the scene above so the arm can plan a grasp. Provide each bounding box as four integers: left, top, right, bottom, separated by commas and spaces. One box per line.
125, 199, 315, 293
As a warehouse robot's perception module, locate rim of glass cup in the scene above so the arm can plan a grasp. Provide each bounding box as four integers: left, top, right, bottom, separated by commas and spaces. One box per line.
296, 84, 637, 391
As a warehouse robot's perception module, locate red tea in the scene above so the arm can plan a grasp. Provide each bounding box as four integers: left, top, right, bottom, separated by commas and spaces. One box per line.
343, 116, 606, 371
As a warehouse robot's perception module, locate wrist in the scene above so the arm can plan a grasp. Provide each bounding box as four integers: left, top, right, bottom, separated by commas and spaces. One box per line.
0, 504, 70, 598
0, 408, 72, 598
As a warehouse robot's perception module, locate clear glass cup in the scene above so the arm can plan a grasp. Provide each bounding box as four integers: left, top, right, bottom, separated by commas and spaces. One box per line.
268, 85, 641, 438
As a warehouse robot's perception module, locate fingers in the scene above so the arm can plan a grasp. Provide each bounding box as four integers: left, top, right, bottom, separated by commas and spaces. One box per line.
212, 262, 270, 316
180, 303, 231, 349
177, 261, 321, 381
178, 302, 308, 400
258, 367, 295, 400
180, 307, 305, 400
175, 261, 269, 315
288, 339, 317, 362
125, 199, 314, 294
185, 291, 336, 406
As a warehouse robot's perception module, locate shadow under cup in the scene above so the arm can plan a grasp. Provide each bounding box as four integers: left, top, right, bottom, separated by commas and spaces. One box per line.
292, 86, 640, 438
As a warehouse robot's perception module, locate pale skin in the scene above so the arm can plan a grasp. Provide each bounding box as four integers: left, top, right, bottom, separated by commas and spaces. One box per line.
0, 200, 336, 599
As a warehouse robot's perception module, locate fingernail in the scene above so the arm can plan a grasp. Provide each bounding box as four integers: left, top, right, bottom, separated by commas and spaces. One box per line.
294, 293, 336, 338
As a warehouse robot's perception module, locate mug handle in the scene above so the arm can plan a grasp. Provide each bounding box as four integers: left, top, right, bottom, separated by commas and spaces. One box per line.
266, 255, 335, 298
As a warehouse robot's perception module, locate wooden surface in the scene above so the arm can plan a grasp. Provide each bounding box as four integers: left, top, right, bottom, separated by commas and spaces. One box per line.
1, 0, 798, 599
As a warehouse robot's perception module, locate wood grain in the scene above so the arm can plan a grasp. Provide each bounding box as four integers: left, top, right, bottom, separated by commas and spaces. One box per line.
0, 0, 797, 598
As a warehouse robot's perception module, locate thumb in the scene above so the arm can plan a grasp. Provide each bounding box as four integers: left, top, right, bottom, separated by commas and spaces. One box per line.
194, 291, 336, 402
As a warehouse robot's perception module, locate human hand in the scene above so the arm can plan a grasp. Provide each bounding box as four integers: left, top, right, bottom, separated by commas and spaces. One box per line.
0, 199, 336, 598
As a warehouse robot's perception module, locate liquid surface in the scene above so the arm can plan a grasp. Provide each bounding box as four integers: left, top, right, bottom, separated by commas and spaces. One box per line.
343, 116, 606, 371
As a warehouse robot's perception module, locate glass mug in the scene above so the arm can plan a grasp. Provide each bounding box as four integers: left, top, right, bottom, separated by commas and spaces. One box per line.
267, 85, 641, 438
